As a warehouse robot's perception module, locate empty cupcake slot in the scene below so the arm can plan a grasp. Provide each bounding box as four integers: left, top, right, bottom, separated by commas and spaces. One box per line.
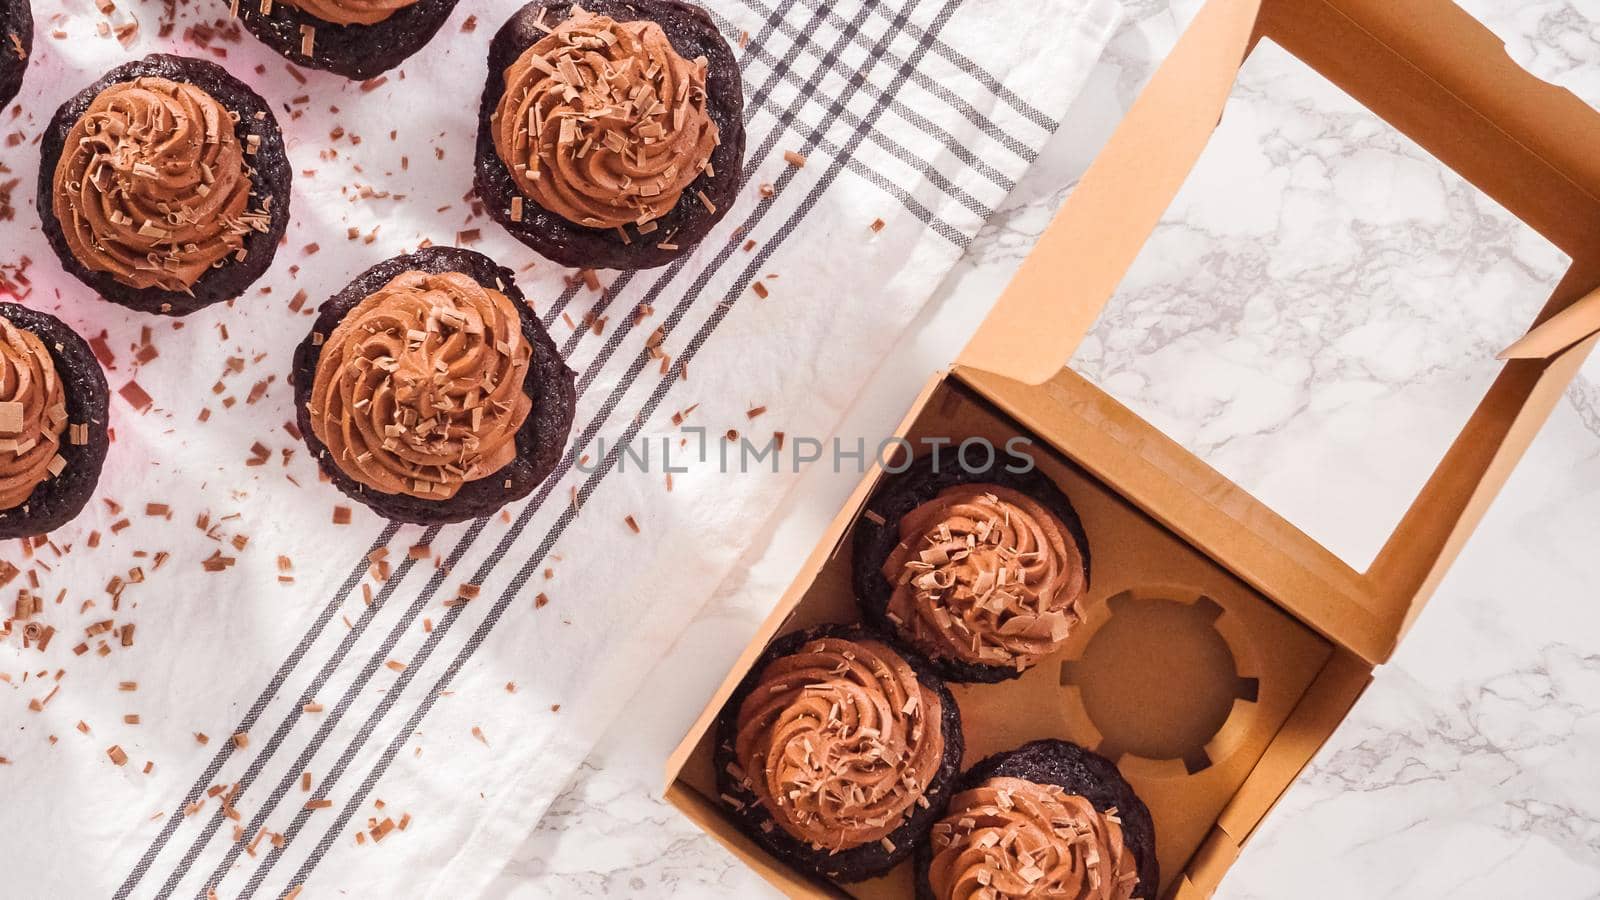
1061, 591, 1258, 775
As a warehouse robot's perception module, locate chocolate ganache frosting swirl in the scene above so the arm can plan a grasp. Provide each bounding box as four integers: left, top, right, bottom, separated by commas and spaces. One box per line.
52, 77, 265, 293
491, 6, 719, 231
883, 484, 1086, 670
0, 319, 69, 511
928, 777, 1140, 900
308, 271, 534, 501
733, 635, 944, 852
280, 0, 419, 26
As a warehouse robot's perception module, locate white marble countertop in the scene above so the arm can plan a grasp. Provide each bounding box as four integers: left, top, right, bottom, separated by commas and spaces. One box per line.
485, 2, 1600, 897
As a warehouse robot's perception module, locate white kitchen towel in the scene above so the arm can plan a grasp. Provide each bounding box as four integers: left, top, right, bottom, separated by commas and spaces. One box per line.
0, 0, 1121, 895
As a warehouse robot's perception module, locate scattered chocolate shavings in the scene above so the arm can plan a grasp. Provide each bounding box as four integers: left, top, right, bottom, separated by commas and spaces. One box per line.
470, 726, 487, 745
751, 281, 769, 299
304, 798, 332, 810
783, 150, 807, 167
369, 817, 396, 842
332, 506, 352, 525
624, 515, 640, 533
118, 381, 153, 412
232, 732, 248, 748
746, 405, 766, 419
0, 400, 22, 433
758, 183, 774, 198
107, 745, 128, 766
870, 218, 886, 232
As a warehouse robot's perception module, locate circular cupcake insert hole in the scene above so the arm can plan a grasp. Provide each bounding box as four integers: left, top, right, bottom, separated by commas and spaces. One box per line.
1061, 591, 1257, 773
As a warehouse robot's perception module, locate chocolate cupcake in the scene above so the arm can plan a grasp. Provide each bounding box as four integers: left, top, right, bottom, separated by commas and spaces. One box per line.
475, 0, 745, 270
291, 246, 576, 525
38, 55, 291, 316
916, 740, 1159, 900
853, 456, 1091, 684
714, 624, 964, 885
0, 304, 110, 539
0, 0, 30, 108
233, 0, 459, 79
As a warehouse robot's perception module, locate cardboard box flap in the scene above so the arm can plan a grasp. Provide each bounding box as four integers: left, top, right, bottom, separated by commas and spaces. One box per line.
1371, 330, 1600, 652
961, 0, 1600, 384
955, 0, 1263, 386
964, 0, 1600, 661
1500, 286, 1600, 360
1264, 0, 1600, 261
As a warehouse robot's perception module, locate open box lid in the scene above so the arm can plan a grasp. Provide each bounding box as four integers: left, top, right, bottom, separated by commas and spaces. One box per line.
956, 0, 1600, 663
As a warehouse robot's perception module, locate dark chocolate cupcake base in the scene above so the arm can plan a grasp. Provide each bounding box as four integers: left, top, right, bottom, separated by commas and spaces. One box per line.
0, 304, 110, 539
291, 246, 576, 525
0, 0, 31, 108
852, 454, 1092, 684
37, 54, 292, 316
713, 623, 965, 885
914, 740, 1160, 900
234, 0, 460, 80
475, 0, 746, 270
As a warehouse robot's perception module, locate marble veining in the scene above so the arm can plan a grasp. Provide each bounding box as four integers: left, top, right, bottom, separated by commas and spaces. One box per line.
1073, 37, 1572, 568
487, 2, 1600, 898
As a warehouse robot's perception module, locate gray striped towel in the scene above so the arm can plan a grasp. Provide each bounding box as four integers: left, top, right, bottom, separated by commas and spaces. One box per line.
1, 0, 1120, 895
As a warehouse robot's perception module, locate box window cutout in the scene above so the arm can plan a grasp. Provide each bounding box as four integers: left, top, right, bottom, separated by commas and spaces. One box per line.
1072, 39, 1571, 570
1061, 590, 1257, 775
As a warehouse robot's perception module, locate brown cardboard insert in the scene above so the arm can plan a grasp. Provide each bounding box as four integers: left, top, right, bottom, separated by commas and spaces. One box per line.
674, 380, 1333, 898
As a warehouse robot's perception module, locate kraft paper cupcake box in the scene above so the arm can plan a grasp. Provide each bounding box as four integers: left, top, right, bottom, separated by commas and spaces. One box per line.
664, 0, 1600, 896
